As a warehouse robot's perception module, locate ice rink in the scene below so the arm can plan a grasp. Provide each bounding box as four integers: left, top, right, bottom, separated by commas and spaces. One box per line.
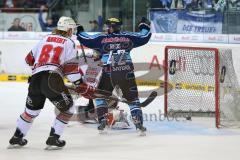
1, 82, 240, 160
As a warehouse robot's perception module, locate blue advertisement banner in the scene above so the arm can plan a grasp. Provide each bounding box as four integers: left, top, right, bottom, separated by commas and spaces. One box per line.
149, 10, 223, 34
150, 10, 178, 33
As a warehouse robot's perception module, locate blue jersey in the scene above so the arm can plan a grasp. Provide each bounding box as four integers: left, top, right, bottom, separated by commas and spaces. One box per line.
77, 28, 151, 66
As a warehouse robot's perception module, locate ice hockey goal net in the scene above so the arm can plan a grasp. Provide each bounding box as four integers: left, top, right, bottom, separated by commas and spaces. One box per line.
164, 46, 240, 128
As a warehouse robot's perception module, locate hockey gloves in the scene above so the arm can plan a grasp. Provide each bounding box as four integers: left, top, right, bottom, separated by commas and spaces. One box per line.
74, 83, 96, 99
138, 17, 150, 31
76, 25, 84, 35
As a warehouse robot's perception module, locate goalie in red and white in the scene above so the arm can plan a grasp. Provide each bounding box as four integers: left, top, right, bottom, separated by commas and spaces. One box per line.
9, 16, 96, 149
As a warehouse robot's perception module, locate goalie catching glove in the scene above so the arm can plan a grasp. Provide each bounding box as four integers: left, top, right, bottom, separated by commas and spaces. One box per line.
73, 80, 96, 99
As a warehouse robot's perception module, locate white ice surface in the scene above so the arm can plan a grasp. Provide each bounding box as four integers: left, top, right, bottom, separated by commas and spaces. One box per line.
0, 82, 240, 160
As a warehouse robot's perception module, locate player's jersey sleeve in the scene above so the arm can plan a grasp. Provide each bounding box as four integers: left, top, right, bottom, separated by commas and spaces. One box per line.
25, 51, 35, 66
126, 28, 151, 48
63, 39, 83, 83
76, 32, 104, 50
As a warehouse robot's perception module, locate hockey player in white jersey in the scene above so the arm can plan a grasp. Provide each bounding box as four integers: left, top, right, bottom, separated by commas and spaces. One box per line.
8, 16, 96, 149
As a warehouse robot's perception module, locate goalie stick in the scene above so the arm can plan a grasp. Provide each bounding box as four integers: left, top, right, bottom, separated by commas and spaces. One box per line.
67, 85, 157, 107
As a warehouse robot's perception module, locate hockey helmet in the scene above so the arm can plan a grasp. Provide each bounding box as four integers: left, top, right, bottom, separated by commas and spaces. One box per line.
57, 16, 76, 32
105, 17, 122, 33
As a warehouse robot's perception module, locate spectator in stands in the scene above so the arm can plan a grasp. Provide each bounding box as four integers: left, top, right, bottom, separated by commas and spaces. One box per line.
160, 0, 172, 10
8, 18, 26, 31
89, 20, 99, 32
188, 0, 202, 10
214, 0, 226, 11
89, 14, 103, 32
38, 5, 56, 32
27, 22, 33, 31
4, 0, 16, 8
182, 0, 193, 9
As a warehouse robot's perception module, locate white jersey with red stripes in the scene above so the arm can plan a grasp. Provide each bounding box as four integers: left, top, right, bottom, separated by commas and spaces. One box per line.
25, 34, 82, 82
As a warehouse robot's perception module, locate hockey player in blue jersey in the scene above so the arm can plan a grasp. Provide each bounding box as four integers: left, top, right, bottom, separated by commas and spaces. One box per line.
76, 17, 151, 135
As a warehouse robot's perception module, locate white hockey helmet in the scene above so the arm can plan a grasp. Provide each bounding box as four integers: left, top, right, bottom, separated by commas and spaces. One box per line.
57, 16, 76, 32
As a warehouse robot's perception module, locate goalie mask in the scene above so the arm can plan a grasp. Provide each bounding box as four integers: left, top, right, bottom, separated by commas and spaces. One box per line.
105, 17, 122, 34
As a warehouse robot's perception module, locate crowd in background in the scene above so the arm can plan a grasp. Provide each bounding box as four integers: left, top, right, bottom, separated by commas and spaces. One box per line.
157, 0, 240, 11
0, 0, 51, 8
149, 0, 240, 11
1, 0, 240, 32
2, 0, 104, 32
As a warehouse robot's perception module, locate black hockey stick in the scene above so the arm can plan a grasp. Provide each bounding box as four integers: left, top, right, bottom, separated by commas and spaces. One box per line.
67, 85, 157, 107
94, 89, 157, 107
80, 43, 87, 63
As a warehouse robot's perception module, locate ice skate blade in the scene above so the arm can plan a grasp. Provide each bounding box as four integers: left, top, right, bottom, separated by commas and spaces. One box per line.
139, 131, 146, 136
7, 144, 24, 149
98, 129, 108, 135
139, 132, 146, 136
44, 145, 64, 150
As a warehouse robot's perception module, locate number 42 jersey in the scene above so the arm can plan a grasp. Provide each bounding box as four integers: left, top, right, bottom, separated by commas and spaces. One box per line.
25, 34, 81, 82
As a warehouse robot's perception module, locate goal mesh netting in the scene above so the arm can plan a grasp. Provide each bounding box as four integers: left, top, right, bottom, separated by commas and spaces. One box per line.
164, 46, 240, 128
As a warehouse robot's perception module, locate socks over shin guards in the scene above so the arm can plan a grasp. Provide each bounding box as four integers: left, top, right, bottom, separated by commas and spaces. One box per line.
16, 108, 41, 136
53, 111, 73, 136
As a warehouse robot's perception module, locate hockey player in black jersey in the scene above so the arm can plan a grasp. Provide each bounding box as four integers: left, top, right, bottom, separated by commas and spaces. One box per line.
76, 17, 151, 135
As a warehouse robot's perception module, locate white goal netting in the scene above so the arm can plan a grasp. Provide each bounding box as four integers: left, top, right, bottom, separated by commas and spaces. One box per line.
164, 46, 240, 128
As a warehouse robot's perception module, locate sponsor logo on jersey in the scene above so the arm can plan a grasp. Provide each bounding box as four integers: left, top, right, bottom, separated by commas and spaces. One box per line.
101, 37, 130, 43
112, 65, 131, 71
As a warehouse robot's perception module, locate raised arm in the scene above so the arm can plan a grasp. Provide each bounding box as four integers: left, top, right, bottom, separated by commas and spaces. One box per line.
38, 6, 47, 31
76, 25, 104, 50
128, 17, 152, 48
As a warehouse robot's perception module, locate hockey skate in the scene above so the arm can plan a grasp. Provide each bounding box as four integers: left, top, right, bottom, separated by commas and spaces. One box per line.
131, 109, 147, 136
97, 119, 108, 134
133, 118, 147, 136
45, 128, 66, 150
8, 128, 28, 149
137, 125, 147, 136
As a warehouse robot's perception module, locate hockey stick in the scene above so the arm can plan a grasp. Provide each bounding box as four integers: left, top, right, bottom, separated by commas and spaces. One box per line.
67, 85, 157, 107
99, 91, 157, 108
80, 43, 87, 63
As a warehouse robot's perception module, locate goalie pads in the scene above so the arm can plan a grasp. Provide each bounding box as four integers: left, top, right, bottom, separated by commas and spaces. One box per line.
107, 109, 131, 129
